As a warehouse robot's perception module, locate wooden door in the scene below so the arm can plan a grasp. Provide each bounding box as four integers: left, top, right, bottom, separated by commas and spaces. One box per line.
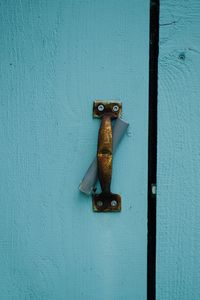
157, 0, 200, 299
0, 1, 149, 299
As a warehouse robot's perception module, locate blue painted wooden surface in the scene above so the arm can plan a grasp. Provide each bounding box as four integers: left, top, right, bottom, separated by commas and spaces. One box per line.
157, 0, 200, 299
0, 1, 149, 299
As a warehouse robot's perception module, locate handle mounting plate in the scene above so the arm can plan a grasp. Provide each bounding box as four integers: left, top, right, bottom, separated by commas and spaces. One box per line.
93, 193, 121, 212
93, 101, 122, 118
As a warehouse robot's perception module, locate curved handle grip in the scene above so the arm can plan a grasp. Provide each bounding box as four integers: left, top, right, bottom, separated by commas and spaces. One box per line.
97, 114, 112, 194
92, 101, 122, 212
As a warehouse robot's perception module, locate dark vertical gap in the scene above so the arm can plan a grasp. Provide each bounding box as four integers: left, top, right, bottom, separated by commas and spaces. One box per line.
147, 0, 160, 299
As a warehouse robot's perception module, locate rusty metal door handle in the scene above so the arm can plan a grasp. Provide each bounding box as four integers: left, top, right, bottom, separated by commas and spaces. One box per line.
93, 101, 122, 212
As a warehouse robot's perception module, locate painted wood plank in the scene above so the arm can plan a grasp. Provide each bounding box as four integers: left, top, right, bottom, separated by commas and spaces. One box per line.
157, 1, 200, 299
0, 1, 149, 299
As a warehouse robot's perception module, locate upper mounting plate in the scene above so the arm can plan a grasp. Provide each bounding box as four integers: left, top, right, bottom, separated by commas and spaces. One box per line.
93, 101, 122, 118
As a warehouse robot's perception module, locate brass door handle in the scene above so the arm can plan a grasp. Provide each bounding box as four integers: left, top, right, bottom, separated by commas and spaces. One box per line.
93, 101, 122, 212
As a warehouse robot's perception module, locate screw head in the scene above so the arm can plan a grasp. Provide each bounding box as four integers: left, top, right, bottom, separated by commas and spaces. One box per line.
96, 200, 103, 207
111, 200, 118, 207
97, 104, 104, 112
113, 105, 119, 112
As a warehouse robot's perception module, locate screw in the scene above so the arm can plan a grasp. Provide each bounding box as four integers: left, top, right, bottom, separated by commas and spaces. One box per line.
111, 200, 118, 207
113, 105, 119, 112
97, 104, 104, 112
96, 200, 103, 207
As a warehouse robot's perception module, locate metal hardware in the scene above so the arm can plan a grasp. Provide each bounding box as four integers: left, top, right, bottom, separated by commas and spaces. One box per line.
111, 200, 118, 207
92, 101, 122, 212
113, 105, 119, 112
97, 104, 104, 112
151, 183, 157, 197
79, 118, 129, 195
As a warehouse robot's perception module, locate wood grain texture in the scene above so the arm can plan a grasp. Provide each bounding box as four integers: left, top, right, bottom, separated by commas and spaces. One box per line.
0, 1, 149, 299
157, 1, 200, 299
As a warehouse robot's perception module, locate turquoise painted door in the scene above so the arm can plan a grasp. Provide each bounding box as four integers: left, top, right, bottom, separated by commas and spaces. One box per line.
0, 1, 149, 299
157, 0, 200, 299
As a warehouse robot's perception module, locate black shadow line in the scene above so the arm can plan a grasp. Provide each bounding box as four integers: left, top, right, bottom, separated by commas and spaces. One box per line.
147, 0, 160, 299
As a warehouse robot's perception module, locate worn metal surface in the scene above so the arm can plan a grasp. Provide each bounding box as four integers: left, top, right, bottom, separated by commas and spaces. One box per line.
93, 101, 122, 212
79, 118, 129, 195
93, 101, 122, 118
93, 193, 121, 212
